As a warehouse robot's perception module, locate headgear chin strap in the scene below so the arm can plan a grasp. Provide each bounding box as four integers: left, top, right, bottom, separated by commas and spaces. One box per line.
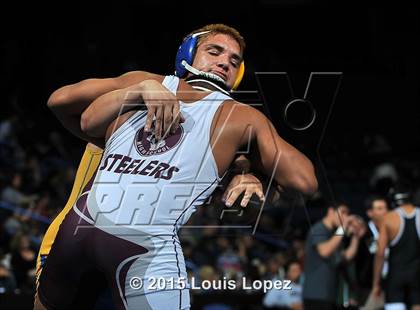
181, 60, 226, 84
175, 31, 245, 90
184, 75, 231, 96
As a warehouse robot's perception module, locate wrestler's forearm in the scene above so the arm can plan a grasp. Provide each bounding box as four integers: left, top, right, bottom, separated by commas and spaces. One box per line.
47, 78, 119, 116
47, 71, 152, 116
373, 219, 388, 288
372, 251, 385, 287
47, 71, 154, 137
80, 83, 145, 137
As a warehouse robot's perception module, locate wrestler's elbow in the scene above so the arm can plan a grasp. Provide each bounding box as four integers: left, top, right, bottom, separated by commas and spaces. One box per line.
80, 110, 97, 136
294, 174, 318, 196
47, 88, 70, 111
283, 161, 317, 195
269, 159, 317, 195
275, 173, 317, 196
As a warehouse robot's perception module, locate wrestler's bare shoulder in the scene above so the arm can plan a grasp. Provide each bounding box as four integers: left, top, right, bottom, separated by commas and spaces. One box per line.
115, 71, 164, 86
216, 99, 266, 123
385, 211, 400, 221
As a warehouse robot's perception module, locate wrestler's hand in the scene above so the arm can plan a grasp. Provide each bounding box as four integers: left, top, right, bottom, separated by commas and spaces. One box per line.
139, 80, 185, 139
222, 174, 265, 208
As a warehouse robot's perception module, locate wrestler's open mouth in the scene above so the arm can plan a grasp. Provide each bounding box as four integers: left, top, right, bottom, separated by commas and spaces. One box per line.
211, 70, 227, 81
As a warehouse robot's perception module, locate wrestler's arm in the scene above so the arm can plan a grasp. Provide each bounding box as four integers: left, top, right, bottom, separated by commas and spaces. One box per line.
372, 213, 389, 296
80, 79, 180, 138
47, 71, 159, 144
211, 101, 316, 196
245, 106, 318, 196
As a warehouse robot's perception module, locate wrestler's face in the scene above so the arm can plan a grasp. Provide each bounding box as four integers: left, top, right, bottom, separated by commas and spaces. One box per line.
367, 199, 388, 221
192, 33, 242, 89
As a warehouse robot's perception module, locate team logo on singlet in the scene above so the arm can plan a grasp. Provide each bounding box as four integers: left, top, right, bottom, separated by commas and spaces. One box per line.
134, 125, 184, 156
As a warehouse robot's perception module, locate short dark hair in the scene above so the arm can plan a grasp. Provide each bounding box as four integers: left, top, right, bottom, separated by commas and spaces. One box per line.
365, 194, 387, 211
285, 260, 301, 272
331, 200, 349, 210
185, 24, 246, 57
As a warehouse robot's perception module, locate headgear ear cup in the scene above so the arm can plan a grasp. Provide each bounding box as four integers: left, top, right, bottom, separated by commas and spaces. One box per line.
175, 31, 210, 78
232, 61, 245, 90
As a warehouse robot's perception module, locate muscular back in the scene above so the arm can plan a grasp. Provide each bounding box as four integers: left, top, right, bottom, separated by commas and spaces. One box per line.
385, 211, 402, 242
386, 205, 418, 243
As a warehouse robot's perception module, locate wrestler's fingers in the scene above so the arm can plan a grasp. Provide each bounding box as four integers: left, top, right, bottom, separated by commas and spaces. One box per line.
225, 188, 242, 207
255, 188, 265, 202
171, 102, 182, 133
163, 102, 173, 138
145, 107, 156, 132
222, 185, 232, 203
240, 190, 253, 207
155, 108, 163, 139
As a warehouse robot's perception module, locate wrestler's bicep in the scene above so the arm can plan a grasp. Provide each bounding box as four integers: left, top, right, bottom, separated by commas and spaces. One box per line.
249, 109, 303, 183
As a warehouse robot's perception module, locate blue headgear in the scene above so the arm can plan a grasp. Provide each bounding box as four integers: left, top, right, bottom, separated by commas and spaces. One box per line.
175, 31, 245, 90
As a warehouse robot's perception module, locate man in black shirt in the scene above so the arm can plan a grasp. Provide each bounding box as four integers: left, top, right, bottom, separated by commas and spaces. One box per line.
303, 203, 365, 310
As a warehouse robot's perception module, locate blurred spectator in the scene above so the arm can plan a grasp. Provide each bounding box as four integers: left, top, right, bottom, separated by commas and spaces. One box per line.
199, 265, 220, 285
193, 224, 218, 265
290, 239, 305, 267
3, 213, 23, 237
1, 172, 38, 207
22, 156, 42, 192
0, 116, 17, 144
32, 191, 51, 218
237, 235, 265, 264
302, 203, 365, 310
10, 233, 36, 291
263, 255, 285, 281
182, 240, 199, 281
197, 266, 232, 310
0, 262, 17, 294
263, 261, 303, 310
49, 166, 76, 205
216, 237, 243, 280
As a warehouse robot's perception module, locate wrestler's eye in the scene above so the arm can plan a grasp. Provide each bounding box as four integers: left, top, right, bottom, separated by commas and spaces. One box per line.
208, 49, 220, 56
231, 60, 239, 68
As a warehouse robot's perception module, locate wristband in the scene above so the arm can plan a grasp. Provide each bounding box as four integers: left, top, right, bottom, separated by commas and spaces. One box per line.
335, 226, 345, 236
